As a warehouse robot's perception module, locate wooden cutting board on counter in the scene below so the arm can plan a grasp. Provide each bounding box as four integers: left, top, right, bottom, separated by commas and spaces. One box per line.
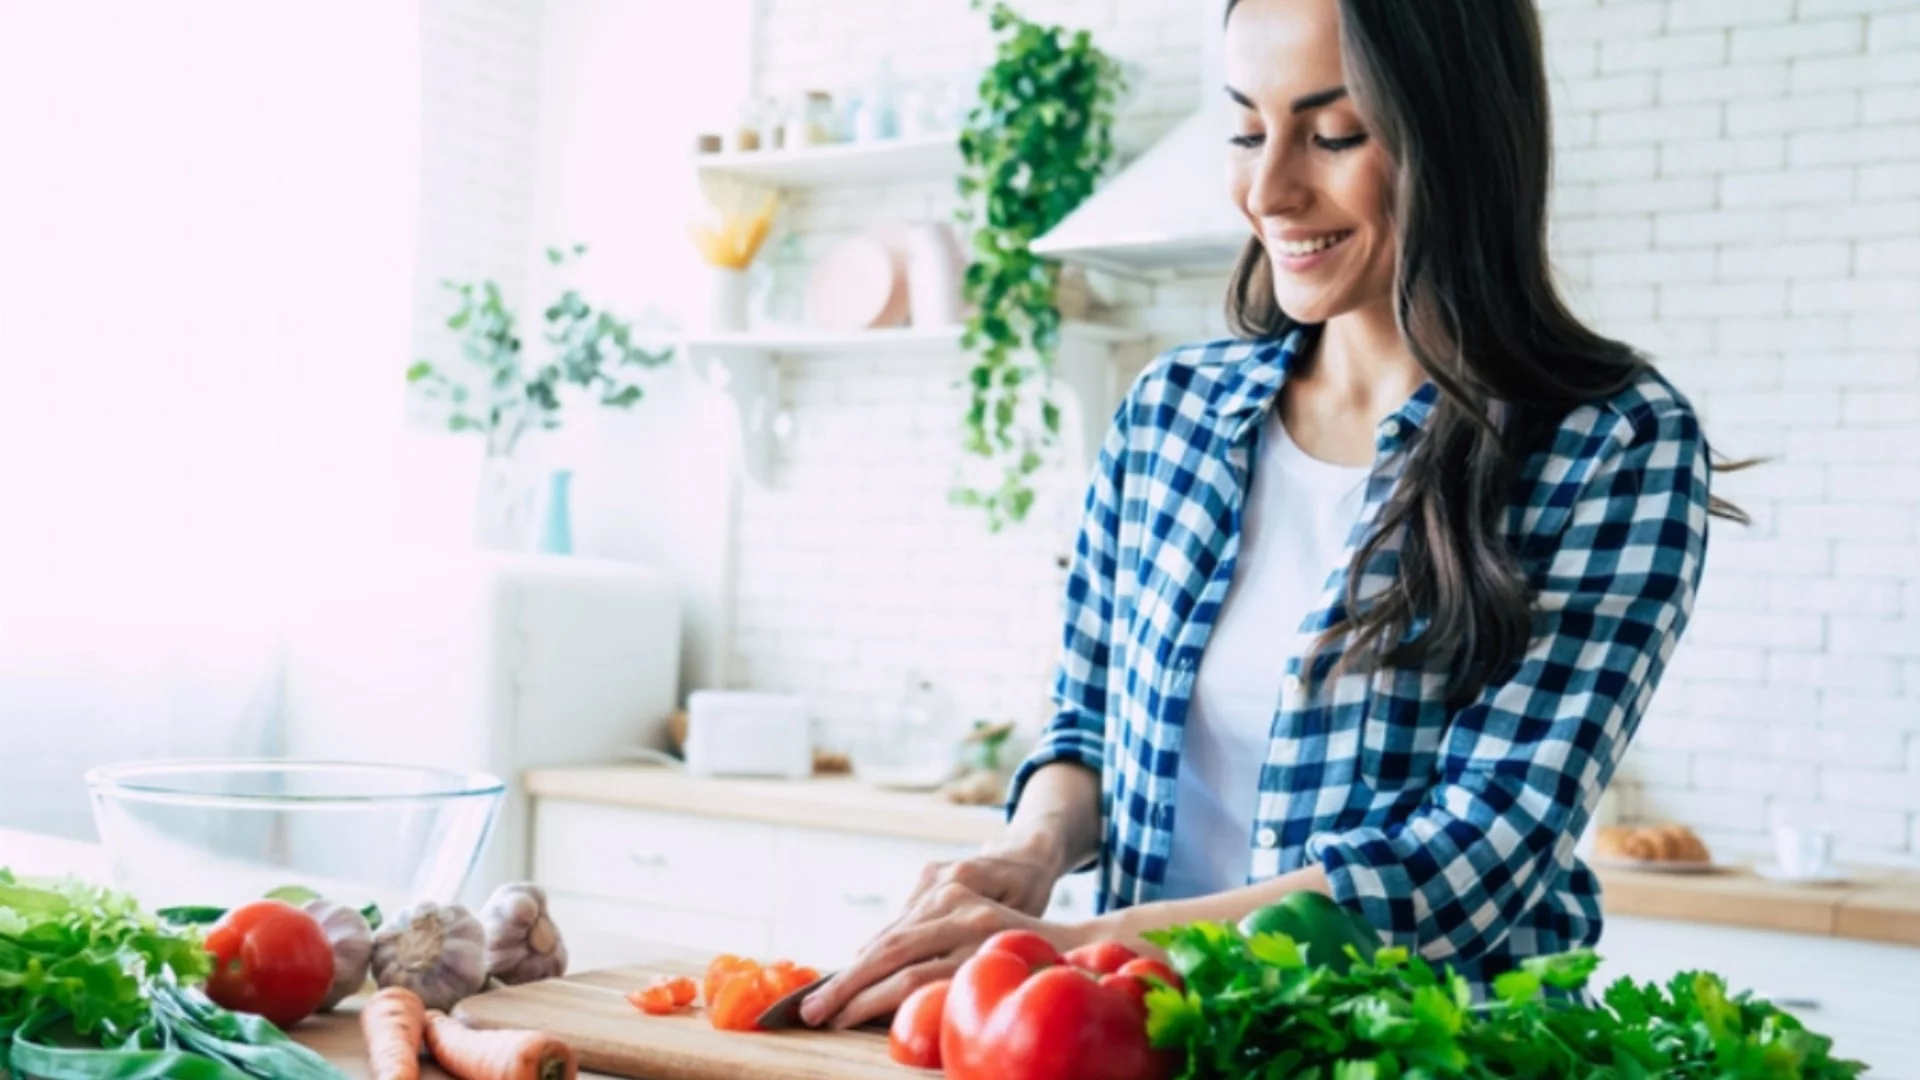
452, 961, 900, 1080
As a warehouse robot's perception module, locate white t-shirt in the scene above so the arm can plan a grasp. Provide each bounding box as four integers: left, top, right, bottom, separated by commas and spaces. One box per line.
1160, 409, 1371, 901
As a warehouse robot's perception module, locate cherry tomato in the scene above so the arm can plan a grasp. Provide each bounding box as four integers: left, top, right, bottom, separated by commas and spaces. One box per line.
1064, 940, 1139, 975
202, 900, 334, 1029
888, 978, 950, 1070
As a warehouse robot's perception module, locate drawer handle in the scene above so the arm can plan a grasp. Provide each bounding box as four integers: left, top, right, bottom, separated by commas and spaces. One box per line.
841, 892, 889, 908
627, 852, 670, 869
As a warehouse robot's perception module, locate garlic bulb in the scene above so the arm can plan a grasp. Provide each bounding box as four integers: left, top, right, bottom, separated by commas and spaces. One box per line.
302, 897, 374, 1011
370, 901, 489, 1011
479, 883, 569, 985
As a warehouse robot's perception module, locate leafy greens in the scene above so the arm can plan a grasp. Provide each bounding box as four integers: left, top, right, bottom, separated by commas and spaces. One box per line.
1143, 920, 1869, 1080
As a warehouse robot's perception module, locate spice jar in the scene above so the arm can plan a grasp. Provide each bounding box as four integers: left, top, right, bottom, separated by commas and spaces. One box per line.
784, 90, 835, 148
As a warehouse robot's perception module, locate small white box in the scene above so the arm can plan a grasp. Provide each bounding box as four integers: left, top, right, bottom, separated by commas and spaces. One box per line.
684, 691, 811, 779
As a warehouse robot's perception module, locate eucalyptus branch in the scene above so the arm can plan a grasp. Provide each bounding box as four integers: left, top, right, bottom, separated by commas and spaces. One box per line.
406, 245, 673, 457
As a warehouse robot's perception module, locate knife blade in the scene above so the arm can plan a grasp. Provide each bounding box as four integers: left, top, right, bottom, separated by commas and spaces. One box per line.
753, 972, 834, 1030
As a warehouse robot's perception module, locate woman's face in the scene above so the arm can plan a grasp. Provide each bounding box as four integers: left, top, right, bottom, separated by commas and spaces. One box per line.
1224, 0, 1397, 325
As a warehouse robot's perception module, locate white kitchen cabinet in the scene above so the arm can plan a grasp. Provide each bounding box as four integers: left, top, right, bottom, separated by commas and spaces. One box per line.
1596, 915, 1920, 1078
535, 798, 1108, 972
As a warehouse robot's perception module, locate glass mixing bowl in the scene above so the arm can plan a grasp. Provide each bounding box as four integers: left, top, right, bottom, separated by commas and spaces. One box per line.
86, 760, 503, 916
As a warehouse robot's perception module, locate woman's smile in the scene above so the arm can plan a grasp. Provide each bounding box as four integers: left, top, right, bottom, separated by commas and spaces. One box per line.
1268, 228, 1355, 272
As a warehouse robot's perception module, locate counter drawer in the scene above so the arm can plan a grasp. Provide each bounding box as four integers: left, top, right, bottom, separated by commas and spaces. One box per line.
545, 891, 772, 971
534, 799, 777, 920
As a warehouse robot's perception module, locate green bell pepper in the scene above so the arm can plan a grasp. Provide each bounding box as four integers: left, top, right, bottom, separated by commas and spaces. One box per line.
1236, 892, 1379, 973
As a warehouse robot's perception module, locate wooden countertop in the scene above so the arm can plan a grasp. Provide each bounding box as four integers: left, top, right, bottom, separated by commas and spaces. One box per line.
527, 766, 1920, 951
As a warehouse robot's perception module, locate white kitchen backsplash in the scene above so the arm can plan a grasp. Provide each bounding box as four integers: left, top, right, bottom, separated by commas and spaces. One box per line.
735, 0, 1920, 865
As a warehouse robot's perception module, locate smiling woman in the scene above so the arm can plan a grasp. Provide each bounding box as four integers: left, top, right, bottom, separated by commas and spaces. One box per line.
798, 0, 1748, 1033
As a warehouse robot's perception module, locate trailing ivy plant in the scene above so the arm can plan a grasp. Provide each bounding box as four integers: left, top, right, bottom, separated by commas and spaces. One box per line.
953, 1, 1124, 530
406, 244, 673, 458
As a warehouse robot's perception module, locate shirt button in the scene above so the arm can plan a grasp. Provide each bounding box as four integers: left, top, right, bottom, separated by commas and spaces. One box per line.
1379, 418, 1402, 439
1174, 655, 1194, 672
1281, 673, 1303, 699
1255, 827, 1279, 849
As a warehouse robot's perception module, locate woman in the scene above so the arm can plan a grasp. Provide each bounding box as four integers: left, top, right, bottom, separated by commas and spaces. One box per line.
803, 0, 1737, 1029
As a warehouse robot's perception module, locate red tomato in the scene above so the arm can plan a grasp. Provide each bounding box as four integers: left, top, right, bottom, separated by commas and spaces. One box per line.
978, 929, 1063, 969
1116, 957, 1183, 993
1064, 940, 1139, 975
887, 978, 949, 1070
202, 900, 334, 1029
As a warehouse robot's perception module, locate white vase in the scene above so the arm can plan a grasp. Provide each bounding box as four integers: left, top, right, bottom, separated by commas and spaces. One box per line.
473, 452, 541, 552
904, 221, 962, 328
700, 266, 751, 333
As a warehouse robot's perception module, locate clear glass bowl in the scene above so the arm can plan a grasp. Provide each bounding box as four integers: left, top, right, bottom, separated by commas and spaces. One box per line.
86, 760, 503, 915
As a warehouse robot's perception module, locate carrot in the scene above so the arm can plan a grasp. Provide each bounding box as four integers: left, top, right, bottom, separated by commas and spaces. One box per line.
360, 986, 427, 1080
425, 1009, 579, 1080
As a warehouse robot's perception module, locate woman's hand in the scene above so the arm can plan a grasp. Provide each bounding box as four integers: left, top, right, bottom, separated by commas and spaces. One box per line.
797, 841, 1078, 1030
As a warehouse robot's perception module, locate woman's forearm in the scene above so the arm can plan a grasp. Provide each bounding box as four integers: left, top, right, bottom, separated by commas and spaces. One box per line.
997, 761, 1103, 881
1092, 863, 1333, 948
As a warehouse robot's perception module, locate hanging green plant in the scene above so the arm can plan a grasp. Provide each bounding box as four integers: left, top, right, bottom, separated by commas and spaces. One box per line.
952, 1, 1124, 531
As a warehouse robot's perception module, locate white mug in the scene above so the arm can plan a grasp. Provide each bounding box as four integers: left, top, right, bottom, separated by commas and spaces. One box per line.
1772, 824, 1835, 879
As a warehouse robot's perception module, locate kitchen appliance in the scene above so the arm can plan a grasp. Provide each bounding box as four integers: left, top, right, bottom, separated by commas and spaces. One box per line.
1028, 0, 1246, 278
683, 690, 812, 779
456, 960, 900, 1080
86, 760, 502, 917
279, 550, 682, 902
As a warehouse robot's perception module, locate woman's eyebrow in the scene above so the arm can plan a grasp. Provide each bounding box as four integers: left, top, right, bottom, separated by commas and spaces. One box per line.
1222, 84, 1350, 113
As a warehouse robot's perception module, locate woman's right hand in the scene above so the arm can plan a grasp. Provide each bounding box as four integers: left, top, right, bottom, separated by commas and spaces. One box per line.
905, 839, 1064, 918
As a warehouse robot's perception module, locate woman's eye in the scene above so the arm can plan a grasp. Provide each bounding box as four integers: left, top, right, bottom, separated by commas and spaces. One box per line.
1312, 132, 1369, 152
1229, 132, 1265, 149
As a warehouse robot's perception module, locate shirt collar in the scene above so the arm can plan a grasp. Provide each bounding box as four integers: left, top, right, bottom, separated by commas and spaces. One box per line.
1209, 325, 1441, 455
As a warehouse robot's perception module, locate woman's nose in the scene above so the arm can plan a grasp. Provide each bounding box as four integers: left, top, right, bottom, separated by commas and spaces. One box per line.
1245, 140, 1310, 220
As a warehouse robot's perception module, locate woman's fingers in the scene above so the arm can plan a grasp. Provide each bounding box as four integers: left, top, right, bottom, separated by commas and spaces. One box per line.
829, 956, 963, 1031
799, 900, 967, 1026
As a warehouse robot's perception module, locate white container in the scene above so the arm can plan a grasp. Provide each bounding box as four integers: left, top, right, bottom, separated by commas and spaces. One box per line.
700, 266, 751, 333
904, 221, 963, 328
684, 691, 812, 779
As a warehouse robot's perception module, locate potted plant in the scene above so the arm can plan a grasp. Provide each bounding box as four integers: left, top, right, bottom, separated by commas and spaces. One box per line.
952, 1, 1125, 530
406, 245, 673, 550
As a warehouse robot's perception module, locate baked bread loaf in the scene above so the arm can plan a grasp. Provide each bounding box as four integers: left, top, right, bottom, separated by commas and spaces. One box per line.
1594, 822, 1711, 864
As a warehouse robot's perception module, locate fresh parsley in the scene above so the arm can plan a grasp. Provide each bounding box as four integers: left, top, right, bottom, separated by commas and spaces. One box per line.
1142, 920, 1868, 1080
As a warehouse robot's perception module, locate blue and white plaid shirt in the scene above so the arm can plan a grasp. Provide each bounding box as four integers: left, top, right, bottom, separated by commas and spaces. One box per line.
1010, 327, 1710, 987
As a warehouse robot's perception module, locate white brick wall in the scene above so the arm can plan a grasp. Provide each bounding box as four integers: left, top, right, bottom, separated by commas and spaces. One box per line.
731, 0, 1920, 865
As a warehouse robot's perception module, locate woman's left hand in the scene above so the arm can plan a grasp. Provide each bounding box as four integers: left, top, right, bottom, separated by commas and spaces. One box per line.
798, 881, 1088, 1030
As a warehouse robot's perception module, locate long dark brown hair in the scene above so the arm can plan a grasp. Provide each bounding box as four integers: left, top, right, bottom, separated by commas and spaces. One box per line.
1223, 0, 1747, 703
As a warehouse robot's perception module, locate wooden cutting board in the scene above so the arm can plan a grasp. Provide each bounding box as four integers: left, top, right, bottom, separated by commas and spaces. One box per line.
452, 961, 901, 1080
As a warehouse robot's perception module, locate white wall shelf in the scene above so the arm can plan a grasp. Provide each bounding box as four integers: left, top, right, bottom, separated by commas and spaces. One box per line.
693, 134, 961, 190
684, 321, 1151, 484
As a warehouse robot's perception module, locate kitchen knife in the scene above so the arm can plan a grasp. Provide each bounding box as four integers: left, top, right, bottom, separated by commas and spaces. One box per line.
753, 972, 834, 1030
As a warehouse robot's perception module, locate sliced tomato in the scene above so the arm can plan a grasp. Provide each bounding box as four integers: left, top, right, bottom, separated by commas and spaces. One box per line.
709, 971, 777, 1031
666, 975, 699, 1007
704, 954, 758, 1005
761, 960, 820, 998
628, 985, 678, 1015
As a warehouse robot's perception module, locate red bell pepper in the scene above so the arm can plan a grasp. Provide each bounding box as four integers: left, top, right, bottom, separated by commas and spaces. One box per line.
938, 931, 1176, 1080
